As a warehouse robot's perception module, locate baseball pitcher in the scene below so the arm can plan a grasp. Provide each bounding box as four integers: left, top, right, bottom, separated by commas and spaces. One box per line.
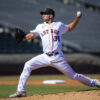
9, 8, 100, 98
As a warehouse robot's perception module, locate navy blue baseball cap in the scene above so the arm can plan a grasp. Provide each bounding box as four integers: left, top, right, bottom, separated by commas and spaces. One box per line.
40, 8, 55, 17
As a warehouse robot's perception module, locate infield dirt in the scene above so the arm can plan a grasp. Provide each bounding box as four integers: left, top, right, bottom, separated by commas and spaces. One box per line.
1, 90, 100, 100
0, 79, 84, 86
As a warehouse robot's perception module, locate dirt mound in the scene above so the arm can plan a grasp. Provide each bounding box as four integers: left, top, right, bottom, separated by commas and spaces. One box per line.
1, 90, 100, 100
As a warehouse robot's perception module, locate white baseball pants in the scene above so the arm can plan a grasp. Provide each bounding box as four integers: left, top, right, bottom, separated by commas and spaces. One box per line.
17, 52, 95, 92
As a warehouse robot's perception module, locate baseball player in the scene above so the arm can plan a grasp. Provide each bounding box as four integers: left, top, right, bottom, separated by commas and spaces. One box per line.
9, 8, 100, 98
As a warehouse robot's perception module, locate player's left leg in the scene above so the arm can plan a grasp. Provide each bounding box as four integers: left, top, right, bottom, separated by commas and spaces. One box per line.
17, 54, 50, 92
9, 54, 51, 98
51, 58, 100, 87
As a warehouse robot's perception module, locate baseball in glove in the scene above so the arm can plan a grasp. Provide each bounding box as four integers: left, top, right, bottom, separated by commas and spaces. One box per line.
15, 28, 26, 43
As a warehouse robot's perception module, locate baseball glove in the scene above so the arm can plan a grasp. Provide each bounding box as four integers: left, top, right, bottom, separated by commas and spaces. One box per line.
15, 28, 26, 43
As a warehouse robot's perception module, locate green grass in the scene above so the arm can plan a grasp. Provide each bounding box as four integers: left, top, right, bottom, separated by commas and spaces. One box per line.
0, 75, 100, 98
0, 85, 99, 98
0, 74, 100, 81
0, 75, 68, 81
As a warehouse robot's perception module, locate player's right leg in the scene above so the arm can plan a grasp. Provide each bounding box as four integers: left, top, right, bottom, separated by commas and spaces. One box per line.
9, 53, 50, 98
52, 57, 100, 88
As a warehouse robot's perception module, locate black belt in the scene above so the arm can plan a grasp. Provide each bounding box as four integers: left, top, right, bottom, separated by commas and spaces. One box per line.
46, 52, 59, 56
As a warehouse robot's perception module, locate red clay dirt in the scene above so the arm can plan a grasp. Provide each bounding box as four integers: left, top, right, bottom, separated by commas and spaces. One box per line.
0, 79, 84, 86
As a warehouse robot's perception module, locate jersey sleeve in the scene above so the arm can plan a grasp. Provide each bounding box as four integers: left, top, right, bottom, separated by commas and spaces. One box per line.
60, 22, 69, 34
30, 25, 40, 36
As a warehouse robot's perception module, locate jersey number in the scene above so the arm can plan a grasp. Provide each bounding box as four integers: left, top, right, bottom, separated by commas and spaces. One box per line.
53, 36, 60, 41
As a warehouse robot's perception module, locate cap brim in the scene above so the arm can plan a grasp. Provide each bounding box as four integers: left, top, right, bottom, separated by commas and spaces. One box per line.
40, 11, 45, 15
40, 12, 52, 15
40, 11, 55, 16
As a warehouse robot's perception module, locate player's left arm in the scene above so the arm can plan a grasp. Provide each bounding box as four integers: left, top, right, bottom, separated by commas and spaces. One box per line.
23, 32, 37, 41
67, 11, 82, 32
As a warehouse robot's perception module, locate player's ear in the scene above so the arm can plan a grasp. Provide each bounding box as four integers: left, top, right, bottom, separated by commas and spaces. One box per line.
50, 15, 53, 19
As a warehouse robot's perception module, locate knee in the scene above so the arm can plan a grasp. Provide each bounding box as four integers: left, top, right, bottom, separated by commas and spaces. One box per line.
69, 72, 78, 79
20, 62, 31, 78
24, 61, 32, 71
71, 72, 83, 80
71, 73, 76, 79
24, 61, 30, 67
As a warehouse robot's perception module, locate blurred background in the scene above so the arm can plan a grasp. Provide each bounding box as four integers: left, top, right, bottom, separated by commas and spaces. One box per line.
0, 0, 100, 75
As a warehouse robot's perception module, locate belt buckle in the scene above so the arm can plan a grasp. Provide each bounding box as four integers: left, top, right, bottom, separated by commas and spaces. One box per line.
48, 52, 53, 56
46, 51, 58, 56
46, 52, 52, 56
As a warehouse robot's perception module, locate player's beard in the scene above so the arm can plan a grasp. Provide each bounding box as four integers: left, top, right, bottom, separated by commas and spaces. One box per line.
43, 18, 50, 23
42, 15, 53, 23
42, 15, 51, 23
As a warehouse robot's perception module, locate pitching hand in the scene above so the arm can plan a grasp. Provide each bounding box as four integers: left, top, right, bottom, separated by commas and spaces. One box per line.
76, 11, 82, 19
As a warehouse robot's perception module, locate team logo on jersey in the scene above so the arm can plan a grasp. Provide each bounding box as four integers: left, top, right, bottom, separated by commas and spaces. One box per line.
41, 29, 59, 37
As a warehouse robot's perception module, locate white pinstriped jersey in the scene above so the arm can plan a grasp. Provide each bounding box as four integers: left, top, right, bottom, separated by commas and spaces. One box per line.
17, 21, 96, 93
30, 21, 69, 53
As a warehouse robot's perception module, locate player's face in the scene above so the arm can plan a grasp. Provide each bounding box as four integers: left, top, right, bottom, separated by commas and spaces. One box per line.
42, 14, 53, 23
